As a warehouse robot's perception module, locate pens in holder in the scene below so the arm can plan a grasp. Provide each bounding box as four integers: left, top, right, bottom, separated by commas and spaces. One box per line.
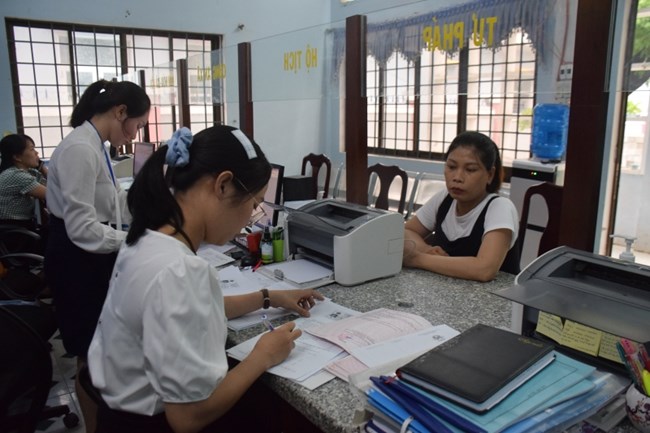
261, 314, 274, 332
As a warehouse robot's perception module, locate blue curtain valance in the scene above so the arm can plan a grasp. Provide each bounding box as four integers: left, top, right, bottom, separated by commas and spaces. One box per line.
331, 0, 557, 72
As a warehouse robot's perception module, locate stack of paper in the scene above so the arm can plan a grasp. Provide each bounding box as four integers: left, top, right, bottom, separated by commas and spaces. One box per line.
226, 304, 459, 390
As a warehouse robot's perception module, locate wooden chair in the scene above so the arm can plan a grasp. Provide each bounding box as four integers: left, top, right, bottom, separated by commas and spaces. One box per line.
367, 163, 409, 214
301, 153, 332, 199
518, 182, 564, 258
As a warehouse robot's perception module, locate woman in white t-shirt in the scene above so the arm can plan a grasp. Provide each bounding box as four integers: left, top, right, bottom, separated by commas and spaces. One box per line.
403, 131, 520, 281
88, 125, 323, 433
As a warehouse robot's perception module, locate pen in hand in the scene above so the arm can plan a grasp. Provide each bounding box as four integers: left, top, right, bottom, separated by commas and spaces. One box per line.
261, 314, 274, 332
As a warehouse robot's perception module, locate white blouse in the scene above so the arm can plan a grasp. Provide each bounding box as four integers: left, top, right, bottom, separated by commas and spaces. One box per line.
46, 121, 129, 253
415, 191, 519, 249
88, 230, 228, 415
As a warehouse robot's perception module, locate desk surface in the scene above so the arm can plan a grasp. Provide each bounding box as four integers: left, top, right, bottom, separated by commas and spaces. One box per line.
228, 268, 636, 433
230, 269, 511, 432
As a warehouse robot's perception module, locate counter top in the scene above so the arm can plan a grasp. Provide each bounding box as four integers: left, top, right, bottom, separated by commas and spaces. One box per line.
228, 268, 637, 433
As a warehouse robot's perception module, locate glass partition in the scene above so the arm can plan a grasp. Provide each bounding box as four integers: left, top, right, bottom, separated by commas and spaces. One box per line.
186, 49, 224, 131
249, 22, 340, 102
144, 60, 179, 145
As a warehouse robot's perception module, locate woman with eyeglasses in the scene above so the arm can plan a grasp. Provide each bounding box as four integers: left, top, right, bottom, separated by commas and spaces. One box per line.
44, 79, 150, 433
88, 126, 323, 433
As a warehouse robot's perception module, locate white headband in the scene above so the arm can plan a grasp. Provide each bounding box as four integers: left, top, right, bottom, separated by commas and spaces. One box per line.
231, 130, 257, 159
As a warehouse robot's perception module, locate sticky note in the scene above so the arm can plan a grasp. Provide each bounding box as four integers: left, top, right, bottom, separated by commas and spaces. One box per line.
598, 332, 624, 363
536, 311, 564, 343
559, 320, 602, 356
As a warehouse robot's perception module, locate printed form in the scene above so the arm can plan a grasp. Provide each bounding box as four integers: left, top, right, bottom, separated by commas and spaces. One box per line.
226, 300, 360, 382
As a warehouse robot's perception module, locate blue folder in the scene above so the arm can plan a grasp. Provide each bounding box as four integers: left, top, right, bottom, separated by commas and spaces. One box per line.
366, 388, 430, 433
371, 376, 486, 433
397, 352, 596, 433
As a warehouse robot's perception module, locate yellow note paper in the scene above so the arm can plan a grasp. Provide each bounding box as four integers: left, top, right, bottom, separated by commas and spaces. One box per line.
559, 320, 602, 356
536, 311, 564, 343
598, 332, 624, 363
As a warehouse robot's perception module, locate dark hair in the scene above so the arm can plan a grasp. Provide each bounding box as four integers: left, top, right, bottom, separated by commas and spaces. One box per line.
0, 134, 35, 172
126, 125, 272, 245
445, 131, 503, 193
70, 80, 151, 128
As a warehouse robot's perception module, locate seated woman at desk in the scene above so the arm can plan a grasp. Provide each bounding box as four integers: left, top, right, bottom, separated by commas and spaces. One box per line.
0, 133, 47, 230
88, 125, 323, 433
403, 131, 520, 281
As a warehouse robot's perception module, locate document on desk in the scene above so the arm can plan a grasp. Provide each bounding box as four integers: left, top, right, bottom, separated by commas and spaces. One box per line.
305, 308, 433, 354
197, 243, 235, 267
217, 265, 305, 331
226, 299, 360, 383
258, 258, 334, 288
326, 324, 459, 381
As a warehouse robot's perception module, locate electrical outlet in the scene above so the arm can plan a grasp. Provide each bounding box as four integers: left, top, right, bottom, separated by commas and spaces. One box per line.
559, 63, 573, 80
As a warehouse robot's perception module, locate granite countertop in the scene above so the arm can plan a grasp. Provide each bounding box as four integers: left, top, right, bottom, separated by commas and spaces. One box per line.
228, 268, 639, 433
229, 269, 517, 433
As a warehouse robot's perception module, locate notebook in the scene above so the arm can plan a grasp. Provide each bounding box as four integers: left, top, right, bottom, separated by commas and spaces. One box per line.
396, 324, 555, 413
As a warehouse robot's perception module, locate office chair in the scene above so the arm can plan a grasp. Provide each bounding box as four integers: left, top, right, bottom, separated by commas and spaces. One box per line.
518, 182, 564, 257
367, 163, 409, 214
405, 172, 446, 220
0, 305, 79, 432
301, 153, 332, 199
0, 226, 46, 302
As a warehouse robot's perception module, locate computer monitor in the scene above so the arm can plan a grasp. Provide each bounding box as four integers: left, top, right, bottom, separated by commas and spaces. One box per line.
133, 142, 155, 177
254, 163, 284, 228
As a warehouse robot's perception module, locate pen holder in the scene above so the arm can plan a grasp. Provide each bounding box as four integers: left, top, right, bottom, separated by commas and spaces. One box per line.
246, 232, 262, 255
272, 239, 284, 262
625, 383, 650, 433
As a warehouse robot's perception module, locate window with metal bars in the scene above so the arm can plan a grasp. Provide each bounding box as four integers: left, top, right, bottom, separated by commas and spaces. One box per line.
6, 18, 221, 158
367, 29, 535, 168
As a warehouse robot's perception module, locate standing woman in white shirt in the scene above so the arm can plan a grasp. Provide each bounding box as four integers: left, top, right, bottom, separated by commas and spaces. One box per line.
44, 79, 150, 432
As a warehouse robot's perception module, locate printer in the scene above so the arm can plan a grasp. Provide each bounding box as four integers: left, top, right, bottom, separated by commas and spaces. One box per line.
285, 199, 404, 286
495, 246, 650, 373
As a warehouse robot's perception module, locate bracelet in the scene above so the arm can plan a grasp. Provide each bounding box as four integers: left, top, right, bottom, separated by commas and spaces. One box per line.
260, 288, 271, 309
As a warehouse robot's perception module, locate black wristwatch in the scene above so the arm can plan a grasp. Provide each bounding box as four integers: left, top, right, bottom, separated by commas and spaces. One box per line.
260, 288, 271, 309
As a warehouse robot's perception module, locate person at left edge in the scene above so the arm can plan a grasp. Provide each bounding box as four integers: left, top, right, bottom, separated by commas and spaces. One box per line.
44, 79, 150, 433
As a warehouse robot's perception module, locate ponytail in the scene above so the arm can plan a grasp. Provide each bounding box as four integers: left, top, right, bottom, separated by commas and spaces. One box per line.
70, 80, 150, 128
125, 145, 183, 245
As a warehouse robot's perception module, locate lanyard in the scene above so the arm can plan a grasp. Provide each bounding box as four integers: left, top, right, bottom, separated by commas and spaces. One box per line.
88, 120, 116, 186
102, 146, 117, 186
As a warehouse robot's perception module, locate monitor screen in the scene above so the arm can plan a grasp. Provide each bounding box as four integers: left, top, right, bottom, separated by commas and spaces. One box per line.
133, 142, 155, 176
255, 163, 284, 228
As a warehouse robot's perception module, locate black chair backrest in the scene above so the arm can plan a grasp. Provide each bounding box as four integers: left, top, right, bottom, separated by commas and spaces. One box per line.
367, 163, 409, 214
301, 153, 332, 199
518, 182, 564, 257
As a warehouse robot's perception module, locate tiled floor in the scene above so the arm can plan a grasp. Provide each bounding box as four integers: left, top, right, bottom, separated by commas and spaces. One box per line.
38, 335, 86, 433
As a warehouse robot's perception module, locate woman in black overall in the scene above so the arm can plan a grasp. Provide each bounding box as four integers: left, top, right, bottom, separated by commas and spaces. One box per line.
403, 131, 520, 281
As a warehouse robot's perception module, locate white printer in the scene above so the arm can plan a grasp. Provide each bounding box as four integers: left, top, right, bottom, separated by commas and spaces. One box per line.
286, 199, 404, 286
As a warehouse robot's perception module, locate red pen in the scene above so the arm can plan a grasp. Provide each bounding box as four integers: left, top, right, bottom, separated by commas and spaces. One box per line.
252, 259, 262, 272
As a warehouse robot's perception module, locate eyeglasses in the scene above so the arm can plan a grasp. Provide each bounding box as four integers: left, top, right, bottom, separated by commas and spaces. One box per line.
234, 178, 267, 227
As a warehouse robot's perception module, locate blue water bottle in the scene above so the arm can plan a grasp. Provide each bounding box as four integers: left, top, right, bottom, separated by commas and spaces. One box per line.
531, 103, 569, 160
